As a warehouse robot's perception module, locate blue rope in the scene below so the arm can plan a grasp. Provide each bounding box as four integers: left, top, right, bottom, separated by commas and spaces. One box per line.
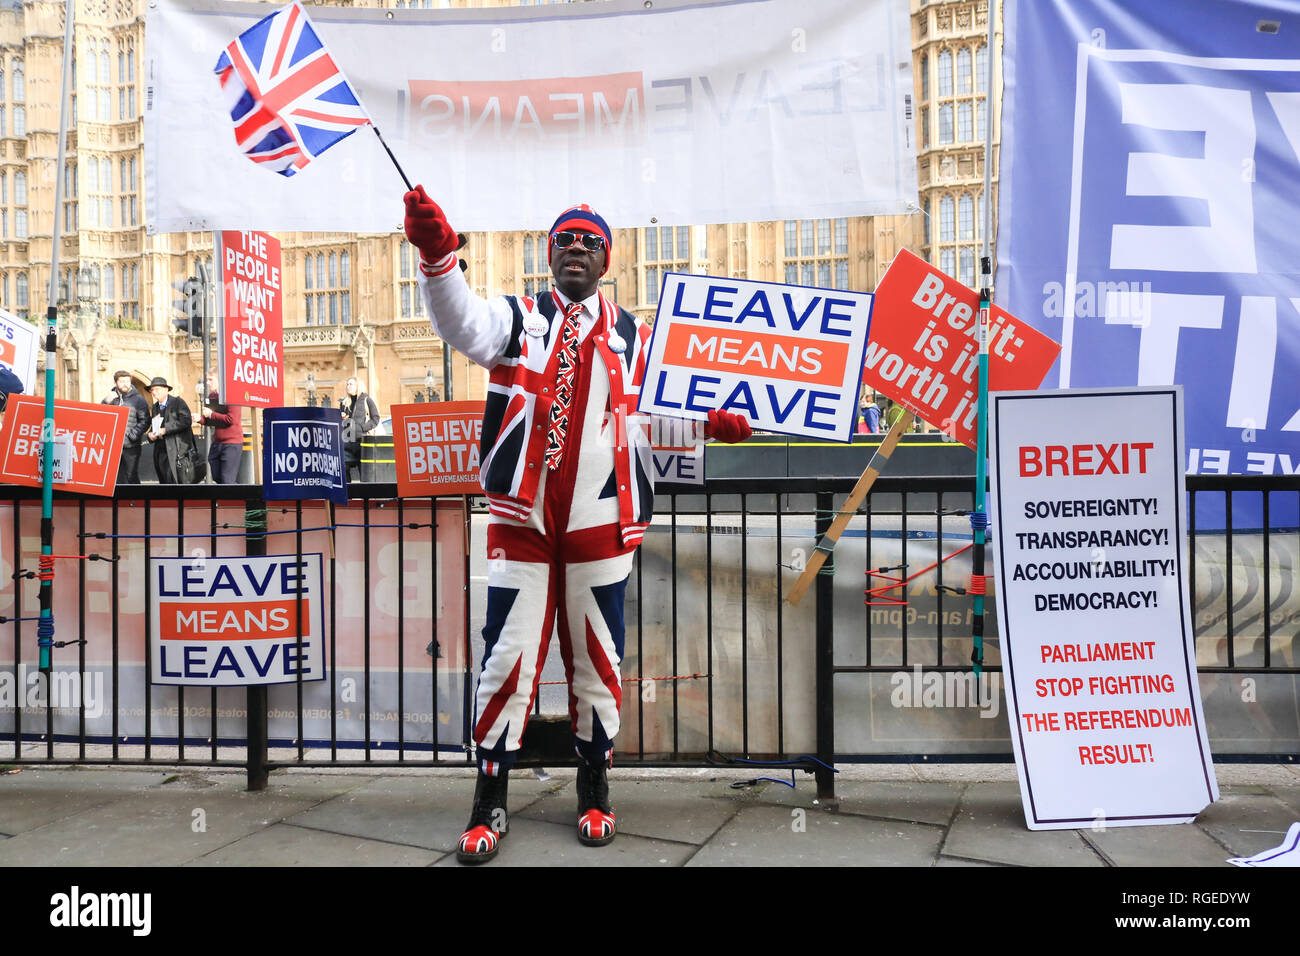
82, 526, 339, 540
0, 615, 42, 623
36, 616, 54, 646
968, 510, 989, 532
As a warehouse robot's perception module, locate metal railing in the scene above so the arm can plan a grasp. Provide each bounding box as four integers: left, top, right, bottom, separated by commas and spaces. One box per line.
1, 475, 1296, 792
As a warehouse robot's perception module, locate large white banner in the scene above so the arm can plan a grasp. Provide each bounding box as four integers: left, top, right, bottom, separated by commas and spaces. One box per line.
145, 0, 916, 233
989, 386, 1218, 829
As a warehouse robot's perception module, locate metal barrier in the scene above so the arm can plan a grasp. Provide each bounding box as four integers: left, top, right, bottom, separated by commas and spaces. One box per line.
2, 475, 1296, 791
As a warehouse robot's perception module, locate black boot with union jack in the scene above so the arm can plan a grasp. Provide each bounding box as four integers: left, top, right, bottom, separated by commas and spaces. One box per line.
457, 769, 509, 864
576, 758, 616, 847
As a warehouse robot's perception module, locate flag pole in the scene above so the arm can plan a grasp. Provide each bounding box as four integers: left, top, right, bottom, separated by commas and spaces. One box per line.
36, 0, 77, 673
970, 0, 999, 684
370, 125, 412, 191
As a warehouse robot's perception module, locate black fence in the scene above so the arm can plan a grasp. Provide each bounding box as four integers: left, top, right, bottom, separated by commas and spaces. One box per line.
2, 475, 1296, 793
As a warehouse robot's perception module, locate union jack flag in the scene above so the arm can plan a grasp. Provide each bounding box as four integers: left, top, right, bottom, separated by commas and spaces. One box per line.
214, 2, 370, 177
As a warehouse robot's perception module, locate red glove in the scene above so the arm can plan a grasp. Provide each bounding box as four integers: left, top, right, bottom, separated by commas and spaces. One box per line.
707, 408, 752, 443
403, 185, 460, 262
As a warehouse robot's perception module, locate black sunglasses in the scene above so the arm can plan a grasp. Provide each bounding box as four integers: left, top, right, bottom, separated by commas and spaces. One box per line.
551, 231, 606, 252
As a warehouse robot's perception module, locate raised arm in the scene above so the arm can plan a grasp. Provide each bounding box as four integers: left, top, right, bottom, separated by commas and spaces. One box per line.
404, 186, 513, 368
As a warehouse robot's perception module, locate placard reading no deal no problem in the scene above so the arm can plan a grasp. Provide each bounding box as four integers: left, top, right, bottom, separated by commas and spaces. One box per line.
989, 387, 1217, 829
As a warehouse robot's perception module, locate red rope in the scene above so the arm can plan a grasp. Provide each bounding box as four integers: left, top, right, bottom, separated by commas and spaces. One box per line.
538, 673, 703, 687
967, 574, 992, 596
865, 543, 973, 606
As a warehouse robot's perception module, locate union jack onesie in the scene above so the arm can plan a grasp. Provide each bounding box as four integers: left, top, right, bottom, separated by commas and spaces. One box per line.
418, 251, 688, 772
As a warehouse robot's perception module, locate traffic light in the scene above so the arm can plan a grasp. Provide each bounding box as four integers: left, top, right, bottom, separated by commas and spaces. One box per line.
172, 277, 203, 338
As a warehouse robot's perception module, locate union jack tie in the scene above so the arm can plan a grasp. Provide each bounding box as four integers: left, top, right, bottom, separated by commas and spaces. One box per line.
545, 302, 585, 471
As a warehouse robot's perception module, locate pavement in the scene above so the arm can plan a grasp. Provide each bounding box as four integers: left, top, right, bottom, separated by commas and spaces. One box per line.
2, 760, 1298, 868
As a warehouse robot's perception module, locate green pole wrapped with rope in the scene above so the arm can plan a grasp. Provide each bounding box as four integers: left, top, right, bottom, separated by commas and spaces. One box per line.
970, 277, 990, 680
37, 0, 77, 673
969, 0, 998, 682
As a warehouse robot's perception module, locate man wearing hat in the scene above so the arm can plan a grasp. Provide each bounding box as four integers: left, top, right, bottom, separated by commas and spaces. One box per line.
404, 186, 750, 864
145, 376, 200, 483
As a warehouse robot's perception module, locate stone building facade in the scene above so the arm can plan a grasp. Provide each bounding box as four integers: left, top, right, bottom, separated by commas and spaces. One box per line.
0, 0, 995, 432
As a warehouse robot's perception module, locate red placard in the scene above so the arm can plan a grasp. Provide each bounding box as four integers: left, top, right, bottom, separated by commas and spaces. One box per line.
391, 401, 486, 497
866, 249, 1061, 448
221, 230, 283, 408
0, 396, 128, 496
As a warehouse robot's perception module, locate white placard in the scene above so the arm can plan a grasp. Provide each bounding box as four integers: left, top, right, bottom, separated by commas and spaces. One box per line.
988, 386, 1218, 829
0, 308, 39, 393
150, 554, 326, 686
639, 272, 873, 441
145, 0, 916, 232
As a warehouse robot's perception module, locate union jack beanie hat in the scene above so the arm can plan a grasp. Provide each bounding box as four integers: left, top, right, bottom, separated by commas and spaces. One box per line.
549, 204, 612, 275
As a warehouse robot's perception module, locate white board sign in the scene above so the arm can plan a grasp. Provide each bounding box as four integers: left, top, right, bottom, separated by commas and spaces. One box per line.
145, 0, 917, 233
150, 554, 326, 687
988, 386, 1218, 829
0, 308, 39, 393
639, 273, 873, 441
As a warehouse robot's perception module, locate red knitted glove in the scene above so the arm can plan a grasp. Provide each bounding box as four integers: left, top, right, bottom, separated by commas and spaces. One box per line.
707, 408, 752, 443
403, 185, 460, 262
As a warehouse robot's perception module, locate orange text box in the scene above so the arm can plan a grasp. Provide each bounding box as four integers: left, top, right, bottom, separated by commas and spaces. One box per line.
661, 325, 849, 387
158, 599, 306, 642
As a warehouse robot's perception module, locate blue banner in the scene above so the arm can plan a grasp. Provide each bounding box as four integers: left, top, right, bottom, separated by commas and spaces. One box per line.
999, 0, 1300, 496
262, 407, 347, 504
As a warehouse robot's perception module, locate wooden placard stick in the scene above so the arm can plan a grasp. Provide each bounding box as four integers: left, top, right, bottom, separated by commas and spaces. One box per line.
786, 408, 915, 606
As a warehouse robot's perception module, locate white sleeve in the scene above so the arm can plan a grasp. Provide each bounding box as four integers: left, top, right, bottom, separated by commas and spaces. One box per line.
417, 254, 514, 369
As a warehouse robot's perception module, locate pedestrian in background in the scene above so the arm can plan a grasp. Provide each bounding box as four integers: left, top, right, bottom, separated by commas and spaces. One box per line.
857, 389, 882, 434
197, 369, 243, 483
102, 370, 150, 484
146, 376, 202, 483
340, 376, 379, 482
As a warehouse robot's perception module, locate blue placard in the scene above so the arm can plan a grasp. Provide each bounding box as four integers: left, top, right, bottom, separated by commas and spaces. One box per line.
999, 0, 1300, 522
262, 407, 347, 504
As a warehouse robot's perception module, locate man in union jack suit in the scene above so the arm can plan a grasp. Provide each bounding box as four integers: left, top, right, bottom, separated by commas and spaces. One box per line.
404, 187, 751, 864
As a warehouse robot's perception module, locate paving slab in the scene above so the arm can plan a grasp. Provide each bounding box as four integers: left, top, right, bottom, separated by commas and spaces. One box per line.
0, 788, 317, 866
753, 780, 965, 827
285, 773, 557, 853
1194, 791, 1300, 858
1269, 786, 1300, 819
942, 782, 1106, 867
187, 822, 441, 867
687, 804, 944, 866
1213, 764, 1300, 787
935, 855, 1009, 867
158, 770, 374, 802
910, 763, 1020, 784
0, 769, 172, 835
432, 816, 694, 867
1082, 821, 1234, 867
514, 778, 744, 845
